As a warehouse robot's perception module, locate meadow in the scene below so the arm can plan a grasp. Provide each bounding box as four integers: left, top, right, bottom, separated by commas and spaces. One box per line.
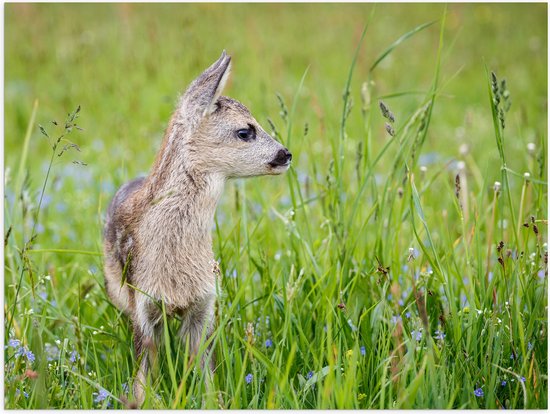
4, 3, 548, 409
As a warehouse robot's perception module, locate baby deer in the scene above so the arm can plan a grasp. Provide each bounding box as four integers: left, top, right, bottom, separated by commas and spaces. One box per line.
103, 51, 291, 406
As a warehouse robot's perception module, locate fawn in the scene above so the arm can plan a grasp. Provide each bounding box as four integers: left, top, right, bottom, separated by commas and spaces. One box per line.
103, 51, 291, 406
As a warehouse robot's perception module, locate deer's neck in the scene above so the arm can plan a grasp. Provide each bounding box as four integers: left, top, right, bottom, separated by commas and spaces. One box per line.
144, 120, 225, 235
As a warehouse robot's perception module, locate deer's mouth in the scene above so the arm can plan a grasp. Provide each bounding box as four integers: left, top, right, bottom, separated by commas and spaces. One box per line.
268, 160, 291, 168
267, 160, 291, 174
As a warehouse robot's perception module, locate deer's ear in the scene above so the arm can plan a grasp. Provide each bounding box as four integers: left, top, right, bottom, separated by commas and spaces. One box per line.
181, 50, 232, 119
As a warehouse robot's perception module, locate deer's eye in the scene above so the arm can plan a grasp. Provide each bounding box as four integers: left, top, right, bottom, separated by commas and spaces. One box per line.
236, 125, 256, 141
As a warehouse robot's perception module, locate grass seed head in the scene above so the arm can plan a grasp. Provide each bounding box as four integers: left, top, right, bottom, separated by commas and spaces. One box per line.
385, 123, 395, 137
379, 100, 395, 123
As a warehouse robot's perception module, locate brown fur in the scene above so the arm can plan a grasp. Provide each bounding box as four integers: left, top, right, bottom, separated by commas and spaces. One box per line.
103, 51, 291, 406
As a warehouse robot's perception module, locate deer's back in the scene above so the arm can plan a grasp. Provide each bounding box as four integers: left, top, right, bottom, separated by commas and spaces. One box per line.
104, 177, 146, 263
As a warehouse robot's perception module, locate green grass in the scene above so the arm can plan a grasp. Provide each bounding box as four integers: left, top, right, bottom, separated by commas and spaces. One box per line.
4, 3, 548, 409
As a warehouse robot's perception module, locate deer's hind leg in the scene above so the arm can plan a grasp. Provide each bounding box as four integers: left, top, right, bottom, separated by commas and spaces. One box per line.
132, 294, 164, 407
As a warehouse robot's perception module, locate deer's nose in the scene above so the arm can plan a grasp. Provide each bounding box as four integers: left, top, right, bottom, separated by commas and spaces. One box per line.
270, 148, 292, 166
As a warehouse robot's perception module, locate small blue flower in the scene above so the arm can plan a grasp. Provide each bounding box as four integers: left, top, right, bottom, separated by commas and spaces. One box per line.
7, 339, 21, 349
94, 388, 109, 403
527, 342, 533, 351
474, 388, 484, 397
14, 346, 26, 358
26, 350, 35, 363
306, 371, 314, 380
398, 299, 404, 306
121, 382, 129, 394
245, 373, 253, 384
411, 329, 422, 341
360, 346, 366, 356
510, 353, 515, 360
69, 350, 79, 363
434, 330, 445, 340
537, 270, 545, 279
45, 344, 60, 361
501, 380, 507, 387
15, 388, 29, 398
405, 311, 411, 319
265, 339, 273, 348
520, 376, 526, 383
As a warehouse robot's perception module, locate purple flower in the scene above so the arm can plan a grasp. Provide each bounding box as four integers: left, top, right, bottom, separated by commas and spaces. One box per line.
537, 270, 545, 279
474, 388, 484, 397
434, 330, 445, 340
520, 376, 526, 383
26, 350, 35, 363
7, 339, 21, 349
306, 371, 314, 380
405, 311, 411, 319
411, 329, 422, 341
501, 380, 507, 386
360, 346, 366, 356
45, 344, 60, 361
245, 373, 253, 384
265, 339, 273, 348
15, 389, 29, 398
14, 346, 26, 358
94, 388, 109, 403
527, 342, 533, 351
398, 299, 404, 306
69, 350, 79, 363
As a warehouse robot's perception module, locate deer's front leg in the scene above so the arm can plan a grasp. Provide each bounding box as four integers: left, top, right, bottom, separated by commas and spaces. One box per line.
179, 294, 216, 373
